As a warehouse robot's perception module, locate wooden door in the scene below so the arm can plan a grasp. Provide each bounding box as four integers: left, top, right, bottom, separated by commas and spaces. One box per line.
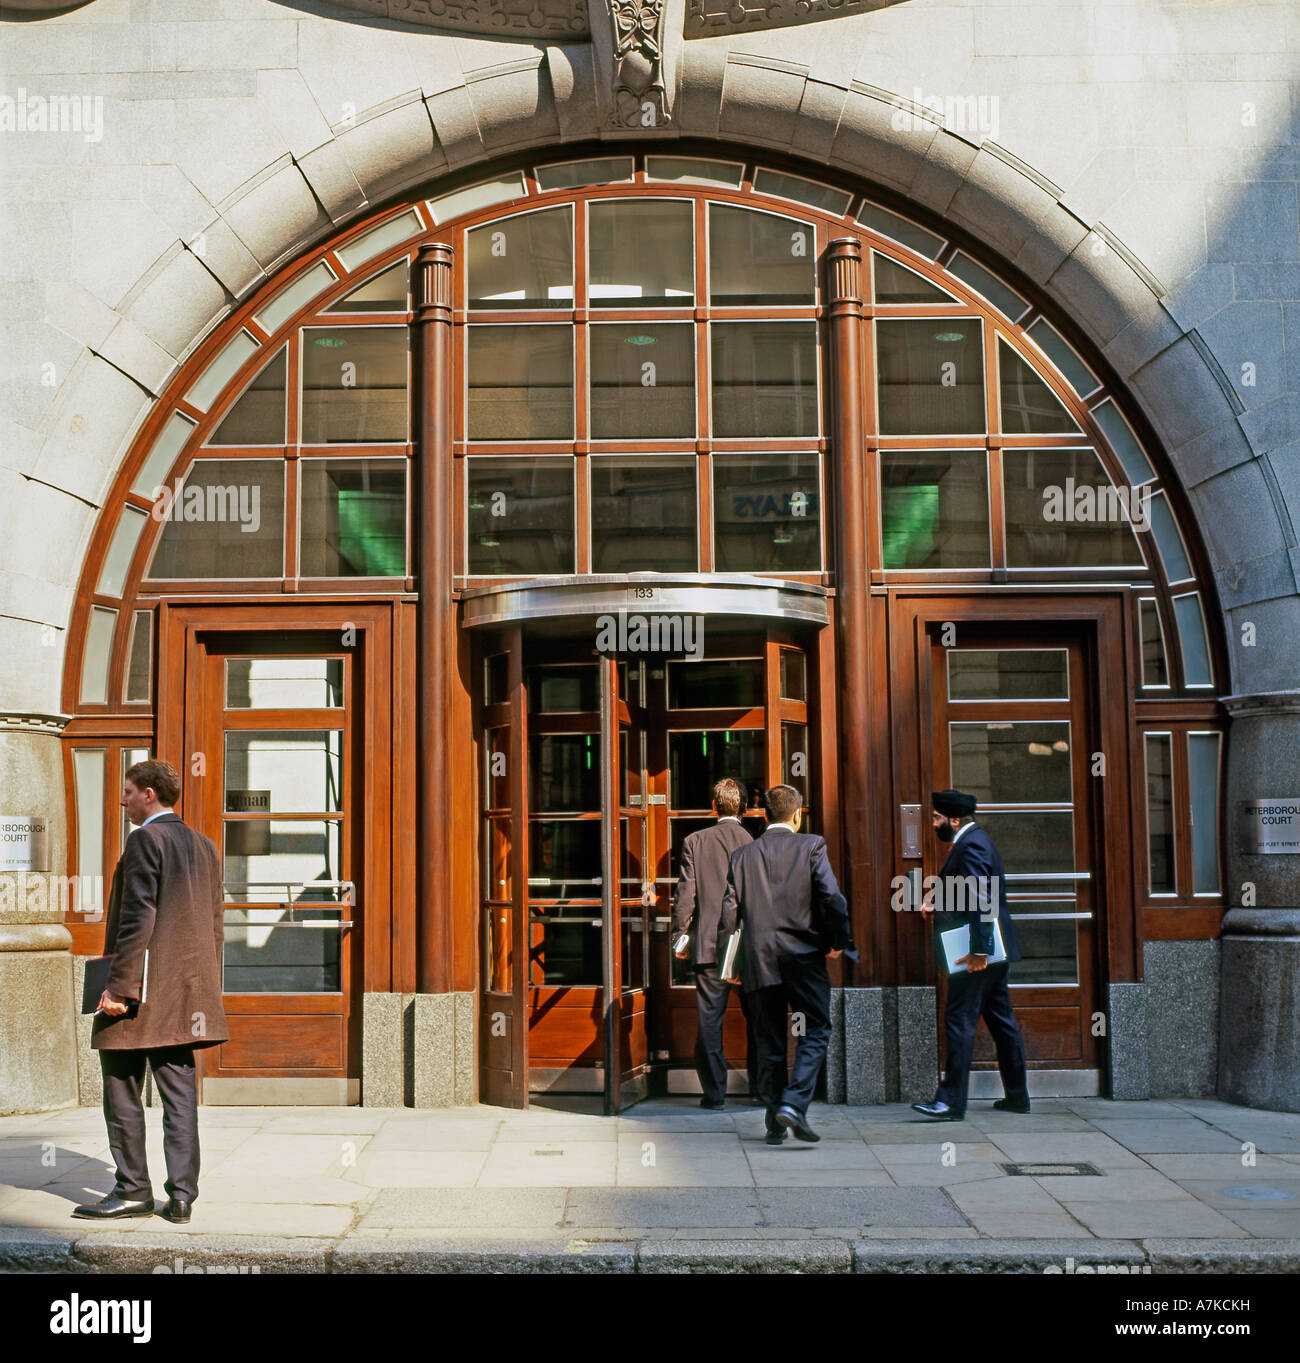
929, 632, 1101, 1072
186, 632, 361, 1098
479, 629, 528, 1107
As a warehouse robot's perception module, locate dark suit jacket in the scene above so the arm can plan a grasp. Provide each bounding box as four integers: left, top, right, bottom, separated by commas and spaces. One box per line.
718, 827, 857, 990
932, 823, 1022, 964
672, 818, 753, 966
91, 812, 230, 1052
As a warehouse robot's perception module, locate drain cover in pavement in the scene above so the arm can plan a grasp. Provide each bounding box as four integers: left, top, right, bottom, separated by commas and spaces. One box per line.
532, 1149, 564, 1156
1221, 1186, 1295, 1202
999, 1162, 1103, 1177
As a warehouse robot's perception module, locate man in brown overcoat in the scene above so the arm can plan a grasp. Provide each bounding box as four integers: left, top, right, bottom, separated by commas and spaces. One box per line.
73, 759, 228, 1223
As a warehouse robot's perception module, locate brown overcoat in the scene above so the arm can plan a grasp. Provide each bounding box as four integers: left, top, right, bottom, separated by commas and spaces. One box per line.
91, 811, 230, 1051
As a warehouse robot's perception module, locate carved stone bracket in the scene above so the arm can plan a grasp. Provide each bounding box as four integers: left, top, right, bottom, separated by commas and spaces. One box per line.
332, 0, 589, 38
685, 0, 897, 38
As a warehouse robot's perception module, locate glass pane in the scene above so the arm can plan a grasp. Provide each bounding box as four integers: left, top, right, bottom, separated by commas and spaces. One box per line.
485, 898, 512, 992
947, 649, 1068, 701
752, 168, 851, 216
528, 664, 598, 713
880, 450, 990, 569
224, 731, 343, 815
467, 326, 572, 440
184, 330, 259, 413
782, 721, 809, 798
976, 811, 1074, 875
225, 658, 343, 709
254, 261, 337, 333
535, 919, 602, 986
484, 727, 510, 810
427, 177, 525, 225
1140, 599, 1168, 687
535, 158, 634, 191
301, 327, 408, 444
709, 206, 815, 305
668, 658, 763, 709
529, 819, 602, 892
336, 208, 421, 268
669, 730, 766, 811
485, 653, 510, 707
711, 322, 818, 437
588, 200, 693, 307
1003, 448, 1146, 568
467, 457, 574, 574
873, 255, 956, 304
530, 734, 601, 812
779, 650, 806, 702
125, 610, 152, 703
148, 461, 285, 579
209, 347, 287, 445
1026, 318, 1098, 397
950, 721, 1073, 804
590, 323, 694, 438
999, 341, 1080, 433
325, 261, 409, 313
79, 607, 116, 704
1188, 733, 1221, 894
1149, 491, 1192, 583
222, 905, 341, 993
132, 412, 196, 498
1010, 914, 1078, 985
223, 820, 344, 899
1144, 733, 1175, 894
72, 748, 106, 913
96, 505, 148, 597
468, 207, 573, 309
299, 458, 406, 577
120, 747, 150, 850
877, 320, 985, 435
645, 157, 743, 188
857, 201, 945, 259
1173, 593, 1213, 687
1091, 399, 1154, 485
946, 253, 1027, 320
590, 456, 696, 572
713, 452, 820, 572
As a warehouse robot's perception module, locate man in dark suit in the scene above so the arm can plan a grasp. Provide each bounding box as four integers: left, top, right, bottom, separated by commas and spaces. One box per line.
74, 759, 228, 1223
913, 788, 1030, 1121
719, 784, 857, 1144
672, 778, 756, 1109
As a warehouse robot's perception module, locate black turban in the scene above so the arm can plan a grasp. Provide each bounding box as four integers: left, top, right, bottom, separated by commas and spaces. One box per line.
932, 789, 977, 818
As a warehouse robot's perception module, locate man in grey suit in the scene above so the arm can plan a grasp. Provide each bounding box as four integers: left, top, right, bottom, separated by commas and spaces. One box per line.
74, 759, 228, 1224
672, 778, 755, 1108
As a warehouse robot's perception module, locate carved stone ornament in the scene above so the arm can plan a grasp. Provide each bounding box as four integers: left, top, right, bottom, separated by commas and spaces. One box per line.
330, 0, 589, 38
685, 0, 897, 38
608, 0, 669, 127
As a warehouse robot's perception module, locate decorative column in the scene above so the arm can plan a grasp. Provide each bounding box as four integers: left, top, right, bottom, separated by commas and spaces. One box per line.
414, 243, 455, 999
1218, 691, 1300, 1112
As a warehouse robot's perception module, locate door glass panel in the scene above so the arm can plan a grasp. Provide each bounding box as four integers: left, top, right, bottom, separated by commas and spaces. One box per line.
1188, 733, 1221, 894
713, 452, 821, 572
468, 206, 573, 309
125, 611, 153, 703
223, 820, 344, 899
225, 657, 344, 708
880, 450, 990, 569
484, 727, 511, 809
1144, 732, 1175, 894
485, 653, 510, 706
667, 657, 763, 709
1140, 599, 1169, 687
590, 323, 695, 438
947, 649, 1068, 701
486, 901, 513, 993
222, 903, 341, 993
708, 205, 815, 305
1003, 448, 1145, 567
468, 457, 575, 575
782, 722, 809, 798
1009, 912, 1079, 985
530, 734, 600, 812
534, 912, 602, 985
529, 819, 602, 892
779, 649, 806, 702
529, 664, 598, 713
711, 322, 818, 437
299, 458, 407, 577
876, 320, 985, 434
975, 811, 1073, 876
588, 200, 693, 306
484, 815, 513, 903
669, 730, 766, 811
301, 327, 408, 443
949, 722, 1072, 805
467, 326, 573, 440
590, 456, 697, 572
224, 731, 343, 814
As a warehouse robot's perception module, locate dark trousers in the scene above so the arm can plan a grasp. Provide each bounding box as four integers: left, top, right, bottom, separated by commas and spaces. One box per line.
936, 962, 1029, 1115
99, 1045, 200, 1203
693, 966, 758, 1104
748, 952, 832, 1122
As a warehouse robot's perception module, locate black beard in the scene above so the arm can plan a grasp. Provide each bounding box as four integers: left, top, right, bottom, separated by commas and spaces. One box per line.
935, 823, 956, 843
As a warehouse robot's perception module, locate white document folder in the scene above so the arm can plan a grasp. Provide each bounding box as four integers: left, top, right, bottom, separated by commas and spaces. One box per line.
940, 919, 1007, 973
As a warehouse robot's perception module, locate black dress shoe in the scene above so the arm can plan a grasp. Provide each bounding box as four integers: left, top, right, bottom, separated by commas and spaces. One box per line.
993, 1097, 1032, 1114
72, 1194, 154, 1220
765, 1129, 788, 1146
699, 1098, 726, 1110
775, 1104, 820, 1142
160, 1198, 192, 1224
911, 1100, 964, 1120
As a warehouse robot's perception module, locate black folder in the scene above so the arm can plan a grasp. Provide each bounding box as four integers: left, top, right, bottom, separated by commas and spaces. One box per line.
81, 952, 149, 1014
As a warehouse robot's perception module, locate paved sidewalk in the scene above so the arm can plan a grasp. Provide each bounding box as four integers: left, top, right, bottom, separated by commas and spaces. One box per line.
3, 1096, 1299, 1272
